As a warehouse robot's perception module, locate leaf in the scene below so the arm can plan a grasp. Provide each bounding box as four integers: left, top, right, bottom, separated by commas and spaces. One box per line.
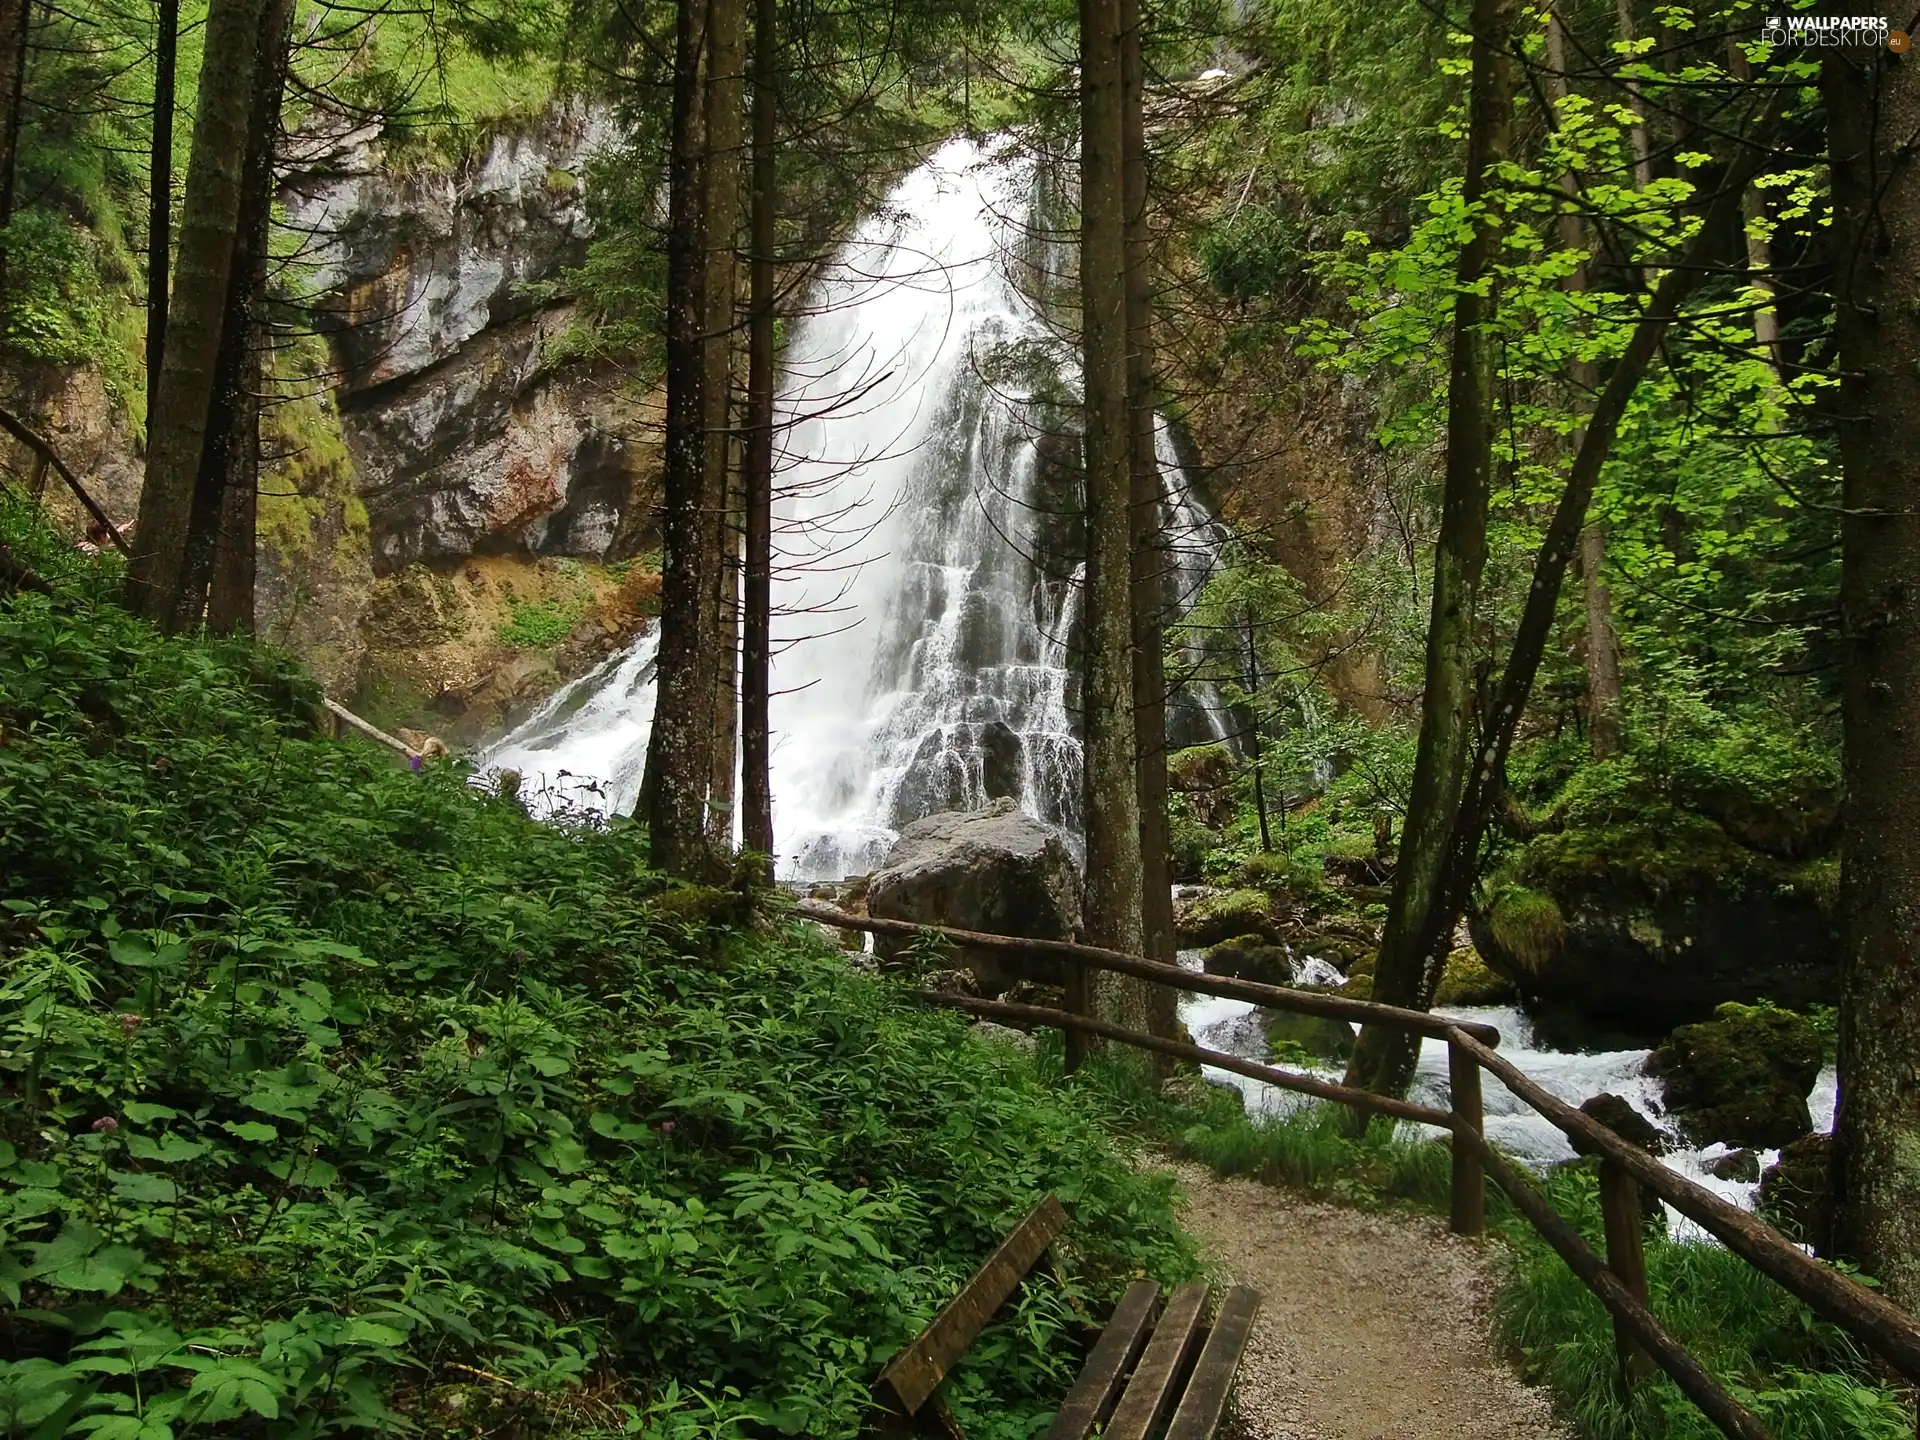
123, 1134, 206, 1165
52, 1245, 146, 1296
221, 1121, 277, 1144
109, 1172, 178, 1204
187, 1361, 283, 1422
119, 1104, 178, 1125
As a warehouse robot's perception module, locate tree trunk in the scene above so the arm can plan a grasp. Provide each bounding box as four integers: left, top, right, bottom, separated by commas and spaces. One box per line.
1547, 5, 1624, 760
1725, 38, 1783, 377
1079, 0, 1147, 1009
206, 0, 293, 635
1343, 0, 1512, 1101
0, 0, 30, 315
700, 0, 745, 853
1615, 0, 1655, 194
645, 0, 715, 878
740, 0, 777, 876
125, 0, 266, 628
707, 458, 741, 846
1825, 24, 1920, 1312
1122, 0, 1176, 1047
146, 0, 179, 427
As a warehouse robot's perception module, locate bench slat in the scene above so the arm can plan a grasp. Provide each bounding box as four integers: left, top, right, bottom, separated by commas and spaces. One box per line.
1101, 1282, 1210, 1440
1163, 1286, 1261, 1440
1043, 1280, 1161, 1440
876, 1195, 1069, 1417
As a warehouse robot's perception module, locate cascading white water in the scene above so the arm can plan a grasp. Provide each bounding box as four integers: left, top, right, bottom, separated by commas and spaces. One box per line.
482, 135, 1230, 872
1175, 957, 1840, 1234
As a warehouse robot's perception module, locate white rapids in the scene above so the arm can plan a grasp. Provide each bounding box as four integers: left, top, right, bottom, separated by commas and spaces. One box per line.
1176, 956, 1838, 1236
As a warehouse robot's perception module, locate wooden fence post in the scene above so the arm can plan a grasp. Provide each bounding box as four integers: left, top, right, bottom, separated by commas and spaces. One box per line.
1448, 1041, 1485, 1237
1598, 1159, 1655, 1387
1062, 956, 1088, 1075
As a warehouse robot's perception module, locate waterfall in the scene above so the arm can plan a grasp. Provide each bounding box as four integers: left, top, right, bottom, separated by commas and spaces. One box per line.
481, 135, 1228, 877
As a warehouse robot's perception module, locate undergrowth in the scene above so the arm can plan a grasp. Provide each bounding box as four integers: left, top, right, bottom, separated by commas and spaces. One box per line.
0, 508, 1196, 1438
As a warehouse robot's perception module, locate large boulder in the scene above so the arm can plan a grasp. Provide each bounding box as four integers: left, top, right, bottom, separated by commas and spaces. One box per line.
1646, 1003, 1823, 1149
1203, 934, 1297, 987
1470, 804, 1838, 1043
866, 800, 1082, 995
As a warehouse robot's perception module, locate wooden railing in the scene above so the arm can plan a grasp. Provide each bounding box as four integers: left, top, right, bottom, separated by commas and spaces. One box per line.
794, 901, 1920, 1440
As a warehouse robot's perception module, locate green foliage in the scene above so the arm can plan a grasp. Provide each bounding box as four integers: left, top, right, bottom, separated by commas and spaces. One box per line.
1496, 1170, 1913, 1440
497, 596, 582, 648
0, 506, 1196, 1437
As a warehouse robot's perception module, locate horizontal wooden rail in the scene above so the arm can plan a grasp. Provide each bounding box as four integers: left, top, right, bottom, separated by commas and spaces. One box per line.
322, 697, 422, 762
918, 990, 1454, 1128
796, 901, 1500, 1046
1446, 1028, 1920, 1385
1452, 1125, 1770, 1440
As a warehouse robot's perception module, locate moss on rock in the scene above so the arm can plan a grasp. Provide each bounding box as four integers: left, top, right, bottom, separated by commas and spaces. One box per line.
1433, 945, 1516, 1006
1648, 1002, 1822, 1149
1485, 887, 1564, 973
1175, 887, 1278, 946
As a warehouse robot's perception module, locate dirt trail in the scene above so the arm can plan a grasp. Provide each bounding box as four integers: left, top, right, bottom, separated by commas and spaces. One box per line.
1167, 1161, 1573, 1440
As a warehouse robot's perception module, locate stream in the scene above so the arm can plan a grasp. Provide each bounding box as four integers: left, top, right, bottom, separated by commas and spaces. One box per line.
1176, 954, 1838, 1236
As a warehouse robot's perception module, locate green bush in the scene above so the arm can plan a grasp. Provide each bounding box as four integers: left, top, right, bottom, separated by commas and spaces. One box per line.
0, 508, 1196, 1437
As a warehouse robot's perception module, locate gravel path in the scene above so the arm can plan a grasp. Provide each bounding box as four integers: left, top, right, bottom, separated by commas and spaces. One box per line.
1167, 1161, 1574, 1440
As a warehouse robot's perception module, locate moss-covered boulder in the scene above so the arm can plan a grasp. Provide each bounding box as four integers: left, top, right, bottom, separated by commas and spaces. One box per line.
1175, 886, 1279, 946
1647, 1003, 1823, 1149
1470, 804, 1838, 1041
1434, 945, 1516, 1006
1264, 1007, 1355, 1065
1203, 934, 1296, 987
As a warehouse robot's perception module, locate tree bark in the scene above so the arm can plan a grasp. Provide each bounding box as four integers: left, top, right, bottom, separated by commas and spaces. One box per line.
1547, 5, 1624, 759
1343, 0, 1512, 1101
206, 0, 293, 635
700, 0, 745, 853
1726, 38, 1783, 377
1080, 0, 1147, 1011
146, 0, 179, 428
125, 0, 267, 628
1122, 0, 1176, 1047
1614, 0, 1655, 194
645, 0, 715, 878
0, 0, 30, 316
740, 0, 777, 876
1825, 24, 1920, 1313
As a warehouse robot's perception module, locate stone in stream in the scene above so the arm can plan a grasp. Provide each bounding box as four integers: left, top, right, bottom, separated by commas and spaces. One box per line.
1203, 934, 1297, 987
1576, 1093, 1667, 1156
1646, 1003, 1822, 1150
866, 800, 1081, 996
1707, 1148, 1762, 1184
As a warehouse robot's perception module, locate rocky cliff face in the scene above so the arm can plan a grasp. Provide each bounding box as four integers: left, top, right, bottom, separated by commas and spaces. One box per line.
283, 104, 659, 577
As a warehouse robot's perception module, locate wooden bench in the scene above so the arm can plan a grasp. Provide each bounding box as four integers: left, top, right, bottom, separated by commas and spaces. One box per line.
871, 1195, 1261, 1439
